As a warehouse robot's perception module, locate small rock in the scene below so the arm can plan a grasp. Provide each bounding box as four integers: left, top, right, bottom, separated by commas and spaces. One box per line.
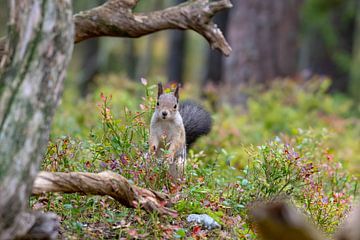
186, 214, 221, 230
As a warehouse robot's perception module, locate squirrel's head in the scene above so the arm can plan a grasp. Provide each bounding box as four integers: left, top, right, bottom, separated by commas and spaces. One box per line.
155, 82, 180, 121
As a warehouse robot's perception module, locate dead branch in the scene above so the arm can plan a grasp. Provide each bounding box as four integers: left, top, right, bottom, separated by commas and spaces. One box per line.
249, 201, 325, 240
0, 0, 232, 62
74, 0, 232, 55
32, 171, 177, 217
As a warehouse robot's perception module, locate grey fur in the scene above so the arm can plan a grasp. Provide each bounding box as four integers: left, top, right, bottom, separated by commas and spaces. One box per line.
179, 100, 212, 147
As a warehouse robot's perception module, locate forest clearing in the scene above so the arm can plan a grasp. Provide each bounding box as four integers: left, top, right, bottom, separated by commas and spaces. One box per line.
0, 0, 359, 239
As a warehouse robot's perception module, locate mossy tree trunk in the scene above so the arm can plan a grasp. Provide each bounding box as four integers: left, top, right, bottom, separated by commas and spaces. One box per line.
0, 0, 73, 239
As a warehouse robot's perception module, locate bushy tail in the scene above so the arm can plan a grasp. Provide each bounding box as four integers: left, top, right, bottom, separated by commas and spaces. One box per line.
179, 100, 212, 147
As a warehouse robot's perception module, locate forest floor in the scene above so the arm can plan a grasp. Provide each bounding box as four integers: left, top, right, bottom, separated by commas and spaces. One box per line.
31, 77, 359, 239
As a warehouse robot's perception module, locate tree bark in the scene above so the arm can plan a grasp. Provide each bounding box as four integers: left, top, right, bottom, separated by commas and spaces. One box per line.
223, 0, 303, 103
33, 171, 177, 216
0, 0, 73, 239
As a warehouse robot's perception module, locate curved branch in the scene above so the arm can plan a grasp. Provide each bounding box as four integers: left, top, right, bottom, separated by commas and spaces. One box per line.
74, 0, 232, 55
33, 171, 177, 217
0, 0, 232, 64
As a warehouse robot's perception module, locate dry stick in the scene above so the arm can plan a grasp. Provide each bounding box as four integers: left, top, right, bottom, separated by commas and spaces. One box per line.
33, 171, 177, 217
0, 0, 232, 62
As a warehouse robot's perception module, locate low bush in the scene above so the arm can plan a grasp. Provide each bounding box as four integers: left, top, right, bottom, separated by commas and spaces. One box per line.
34, 77, 359, 238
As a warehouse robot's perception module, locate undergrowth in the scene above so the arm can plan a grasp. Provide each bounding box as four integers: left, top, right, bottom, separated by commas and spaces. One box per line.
33, 77, 359, 239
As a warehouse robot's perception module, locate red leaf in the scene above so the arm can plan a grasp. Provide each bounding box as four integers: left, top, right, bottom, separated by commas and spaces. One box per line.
192, 225, 201, 237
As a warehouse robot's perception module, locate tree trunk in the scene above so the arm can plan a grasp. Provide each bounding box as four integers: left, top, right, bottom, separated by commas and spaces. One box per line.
166, 0, 187, 84
137, 34, 156, 79
0, 0, 73, 239
124, 38, 137, 80
78, 38, 100, 97
136, 0, 164, 80
167, 29, 186, 84
202, 4, 230, 86
350, 1, 360, 102
167, 0, 187, 85
300, 0, 356, 93
224, 0, 303, 103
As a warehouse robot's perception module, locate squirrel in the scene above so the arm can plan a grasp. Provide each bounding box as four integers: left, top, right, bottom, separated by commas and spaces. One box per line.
149, 82, 212, 180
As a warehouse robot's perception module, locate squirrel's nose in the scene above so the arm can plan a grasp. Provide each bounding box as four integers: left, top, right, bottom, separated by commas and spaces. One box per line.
162, 111, 168, 117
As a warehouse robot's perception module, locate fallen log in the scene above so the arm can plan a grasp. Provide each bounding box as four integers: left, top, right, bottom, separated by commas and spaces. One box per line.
33, 171, 177, 217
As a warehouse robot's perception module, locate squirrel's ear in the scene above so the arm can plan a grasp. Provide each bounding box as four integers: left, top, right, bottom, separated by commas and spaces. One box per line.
174, 84, 180, 101
157, 82, 163, 99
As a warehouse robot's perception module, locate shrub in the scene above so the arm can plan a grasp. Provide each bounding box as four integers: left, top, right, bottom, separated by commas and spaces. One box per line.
230, 129, 357, 234
38, 78, 359, 238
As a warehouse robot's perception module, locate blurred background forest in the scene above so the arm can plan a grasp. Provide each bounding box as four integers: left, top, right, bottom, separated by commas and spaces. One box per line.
1, 0, 360, 238
1, 0, 359, 102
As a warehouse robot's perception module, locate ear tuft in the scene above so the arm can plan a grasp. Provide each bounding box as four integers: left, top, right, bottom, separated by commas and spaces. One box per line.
157, 82, 163, 99
174, 84, 180, 101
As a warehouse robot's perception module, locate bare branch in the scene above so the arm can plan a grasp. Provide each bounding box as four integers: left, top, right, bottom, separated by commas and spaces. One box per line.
0, 0, 232, 63
33, 171, 177, 217
74, 0, 232, 55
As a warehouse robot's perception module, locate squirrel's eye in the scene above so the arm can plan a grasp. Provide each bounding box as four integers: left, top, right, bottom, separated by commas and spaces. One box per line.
174, 104, 177, 109
156, 102, 159, 106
